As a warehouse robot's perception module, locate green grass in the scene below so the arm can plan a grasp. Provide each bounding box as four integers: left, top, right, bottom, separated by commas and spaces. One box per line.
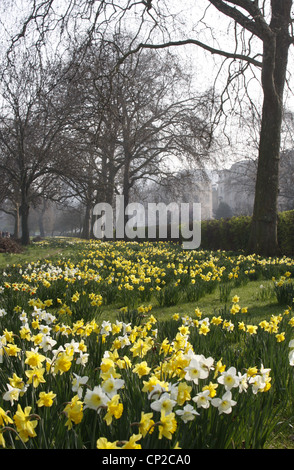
99, 278, 282, 325
0, 238, 80, 269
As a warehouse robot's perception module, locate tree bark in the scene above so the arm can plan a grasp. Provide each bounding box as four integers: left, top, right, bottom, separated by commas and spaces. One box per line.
13, 203, 20, 239
20, 200, 30, 245
248, 0, 292, 256
38, 199, 47, 237
122, 149, 131, 240
82, 202, 92, 239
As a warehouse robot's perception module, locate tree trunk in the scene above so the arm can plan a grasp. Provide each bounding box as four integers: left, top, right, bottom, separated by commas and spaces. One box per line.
82, 203, 92, 239
123, 152, 131, 241
248, 1, 291, 256
247, 96, 281, 256
20, 200, 30, 245
14, 203, 20, 239
39, 200, 47, 237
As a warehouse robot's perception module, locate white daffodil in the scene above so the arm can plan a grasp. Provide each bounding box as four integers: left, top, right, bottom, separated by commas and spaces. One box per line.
100, 321, 112, 336
260, 363, 271, 377
84, 386, 109, 410
76, 352, 89, 366
217, 367, 240, 391
237, 372, 249, 393
40, 335, 57, 352
150, 393, 177, 415
0, 308, 7, 317
289, 349, 294, 366
117, 335, 131, 348
72, 373, 89, 398
249, 374, 266, 394
176, 404, 199, 423
101, 375, 125, 398
3, 384, 21, 405
193, 390, 211, 409
184, 357, 208, 384
211, 391, 237, 415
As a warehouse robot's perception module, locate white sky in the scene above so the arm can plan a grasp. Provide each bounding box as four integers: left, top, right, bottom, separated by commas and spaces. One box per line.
1, 0, 294, 169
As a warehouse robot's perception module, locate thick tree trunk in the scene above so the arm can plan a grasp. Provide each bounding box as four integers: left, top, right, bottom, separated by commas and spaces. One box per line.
248, 0, 291, 256
247, 96, 282, 256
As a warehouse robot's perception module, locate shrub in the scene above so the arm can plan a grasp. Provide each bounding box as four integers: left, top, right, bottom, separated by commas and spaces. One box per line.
277, 211, 294, 257
201, 210, 294, 255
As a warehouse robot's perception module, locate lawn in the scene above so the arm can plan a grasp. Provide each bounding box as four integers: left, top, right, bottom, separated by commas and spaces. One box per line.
0, 237, 294, 449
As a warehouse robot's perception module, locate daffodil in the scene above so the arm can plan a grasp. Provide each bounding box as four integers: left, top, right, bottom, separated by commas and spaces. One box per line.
96, 437, 119, 449
150, 393, 176, 415
138, 412, 155, 437
25, 348, 46, 368
4, 343, 21, 357
72, 373, 89, 398
217, 367, 240, 391
63, 395, 83, 429
247, 325, 258, 335
211, 391, 237, 415
193, 389, 211, 409
84, 386, 109, 411
25, 367, 46, 388
13, 405, 39, 442
0, 407, 13, 426
132, 361, 151, 377
176, 382, 192, 405
53, 351, 73, 375
8, 373, 26, 391
3, 384, 21, 405
276, 332, 285, 342
101, 375, 125, 397
176, 404, 199, 423
158, 411, 177, 440
184, 357, 208, 384
37, 391, 56, 407
121, 433, 142, 449
103, 394, 123, 425
249, 374, 267, 394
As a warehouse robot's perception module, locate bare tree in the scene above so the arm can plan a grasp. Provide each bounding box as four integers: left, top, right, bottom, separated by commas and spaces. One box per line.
0, 50, 76, 244
6, 0, 294, 254
55, 35, 214, 238
117, 1, 294, 255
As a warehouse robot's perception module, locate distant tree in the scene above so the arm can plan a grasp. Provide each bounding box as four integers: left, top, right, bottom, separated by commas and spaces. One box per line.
57, 35, 214, 238
215, 201, 233, 220
0, 50, 75, 245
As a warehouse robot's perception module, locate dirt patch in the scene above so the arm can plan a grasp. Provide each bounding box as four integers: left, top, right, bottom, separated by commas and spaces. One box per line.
0, 237, 23, 253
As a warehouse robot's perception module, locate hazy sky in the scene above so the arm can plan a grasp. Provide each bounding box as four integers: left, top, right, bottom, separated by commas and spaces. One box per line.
1, 0, 293, 167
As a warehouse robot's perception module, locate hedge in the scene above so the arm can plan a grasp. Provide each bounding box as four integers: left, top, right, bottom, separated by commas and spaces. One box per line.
124, 210, 294, 256
200, 210, 294, 255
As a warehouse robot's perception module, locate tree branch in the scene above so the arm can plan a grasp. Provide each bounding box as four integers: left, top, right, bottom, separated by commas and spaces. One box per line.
208, 0, 270, 40
117, 39, 262, 68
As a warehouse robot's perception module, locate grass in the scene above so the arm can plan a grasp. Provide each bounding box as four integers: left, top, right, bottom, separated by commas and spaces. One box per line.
0, 238, 76, 269
100, 278, 282, 325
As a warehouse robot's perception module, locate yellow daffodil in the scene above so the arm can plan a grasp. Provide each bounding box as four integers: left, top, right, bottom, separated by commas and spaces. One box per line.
63, 395, 83, 429
37, 391, 56, 407
158, 411, 177, 440
13, 405, 39, 442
